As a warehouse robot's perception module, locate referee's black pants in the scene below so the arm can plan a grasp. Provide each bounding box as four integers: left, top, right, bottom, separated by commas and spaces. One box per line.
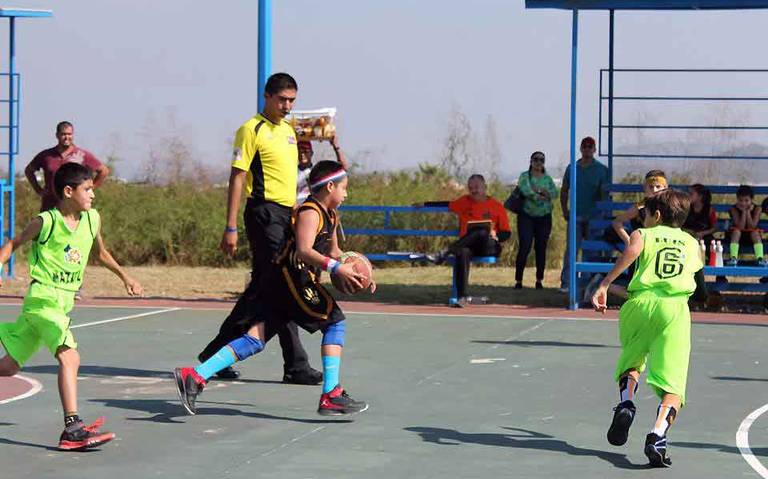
198, 200, 311, 374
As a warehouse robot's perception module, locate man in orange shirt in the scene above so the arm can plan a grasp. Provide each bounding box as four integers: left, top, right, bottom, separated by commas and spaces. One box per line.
420, 174, 511, 305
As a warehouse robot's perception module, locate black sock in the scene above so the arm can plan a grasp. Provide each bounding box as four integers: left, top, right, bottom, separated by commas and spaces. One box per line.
64, 413, 81, 427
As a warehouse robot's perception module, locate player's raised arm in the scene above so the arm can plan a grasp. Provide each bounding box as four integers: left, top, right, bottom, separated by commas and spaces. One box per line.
92, 232, 143, 296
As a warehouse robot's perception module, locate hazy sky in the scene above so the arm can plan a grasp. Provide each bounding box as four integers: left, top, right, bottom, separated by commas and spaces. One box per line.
4, 1, 768, 180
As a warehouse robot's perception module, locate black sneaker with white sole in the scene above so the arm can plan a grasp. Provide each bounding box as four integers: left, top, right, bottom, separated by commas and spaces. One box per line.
607, 400, 636, 446
645, 432, 672, 467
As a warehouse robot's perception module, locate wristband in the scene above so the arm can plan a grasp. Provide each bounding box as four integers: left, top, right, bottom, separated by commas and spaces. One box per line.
324, 257, 340, 274
225, 226, 238, 233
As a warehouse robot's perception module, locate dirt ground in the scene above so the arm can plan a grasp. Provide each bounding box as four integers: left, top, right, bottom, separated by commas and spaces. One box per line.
0, 263, 563, 305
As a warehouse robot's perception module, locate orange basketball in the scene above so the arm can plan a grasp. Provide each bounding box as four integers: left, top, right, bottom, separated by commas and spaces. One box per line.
331, 251, 373, 294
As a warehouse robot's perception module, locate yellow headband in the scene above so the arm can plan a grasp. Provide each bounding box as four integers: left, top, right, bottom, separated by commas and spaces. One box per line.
645, 176, 668, 188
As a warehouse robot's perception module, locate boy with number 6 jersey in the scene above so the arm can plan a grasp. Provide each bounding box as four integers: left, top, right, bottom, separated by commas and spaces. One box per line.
592, 189, 704, 468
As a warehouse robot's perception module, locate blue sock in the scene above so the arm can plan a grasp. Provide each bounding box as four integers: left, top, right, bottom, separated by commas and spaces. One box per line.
322, 355, 341, 394
195, 347, 236, 381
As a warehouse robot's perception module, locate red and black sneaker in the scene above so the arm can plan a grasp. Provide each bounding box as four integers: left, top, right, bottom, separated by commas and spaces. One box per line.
58, 417, 115, 451
318, 385, 368, 416
174, 367, 206, 415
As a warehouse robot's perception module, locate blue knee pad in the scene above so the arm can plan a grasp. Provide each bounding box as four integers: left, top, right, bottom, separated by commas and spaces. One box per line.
228, 334, 264, 360
321, 321, 346, 347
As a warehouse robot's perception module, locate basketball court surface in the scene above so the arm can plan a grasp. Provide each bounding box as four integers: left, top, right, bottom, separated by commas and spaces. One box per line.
1, 299, 766, 478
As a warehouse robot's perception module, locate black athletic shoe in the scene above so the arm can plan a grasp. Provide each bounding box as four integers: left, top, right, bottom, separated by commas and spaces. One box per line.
607, 400, 636, 446
283, 368, 323, 385
215, 366, 241, 380
174, 367, 206, 415
318, 385, 369, 415
645, 432, 672, 467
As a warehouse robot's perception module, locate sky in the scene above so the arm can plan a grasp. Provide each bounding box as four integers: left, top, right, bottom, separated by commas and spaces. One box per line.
3, 1, 768, 181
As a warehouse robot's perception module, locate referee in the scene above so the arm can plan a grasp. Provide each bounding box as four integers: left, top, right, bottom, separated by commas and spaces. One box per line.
198, 73, 320, 384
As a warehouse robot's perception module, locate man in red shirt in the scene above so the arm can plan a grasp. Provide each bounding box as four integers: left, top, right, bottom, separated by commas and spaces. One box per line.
25, 121, 109, 212
420, 174, 511, 306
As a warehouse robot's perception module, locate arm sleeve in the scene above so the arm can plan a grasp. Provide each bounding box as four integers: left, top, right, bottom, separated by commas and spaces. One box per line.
448, 198, 464, 213
82, 149, 103, 170
496, 202, 511, 232
517, 172, 534, 197
28, 152, 43, 171
231, 125, 257, 172
546, 175, 558, 198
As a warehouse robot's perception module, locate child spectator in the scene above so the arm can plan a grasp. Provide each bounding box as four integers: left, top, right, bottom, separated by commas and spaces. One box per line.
727, 185, 764, 266
682, 184, 717, 253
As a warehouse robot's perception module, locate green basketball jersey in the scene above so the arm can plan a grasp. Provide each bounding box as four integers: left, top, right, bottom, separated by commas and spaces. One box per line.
627, 225, 704, 297
28, 208, 100, 292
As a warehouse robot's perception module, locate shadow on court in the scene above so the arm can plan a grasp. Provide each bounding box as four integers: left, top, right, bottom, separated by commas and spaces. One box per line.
0, 437, 96, 452
674, 441, 768, 457
23, 365, 285, 385
89, 398, 353, 426
711, 375, 768, 383
404, 426, 650, 470
471, 340, 616, 348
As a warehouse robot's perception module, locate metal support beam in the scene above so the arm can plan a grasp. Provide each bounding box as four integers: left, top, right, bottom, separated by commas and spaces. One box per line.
8, 16, 15, 276
257, 0, 272, 113
568, 9, 579, 310
607, 9, 615, 181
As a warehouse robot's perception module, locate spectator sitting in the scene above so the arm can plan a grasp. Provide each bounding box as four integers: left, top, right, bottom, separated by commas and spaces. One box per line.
682, 183, 717, 253
727, 185, 764, 266
514, 151, 557, 290
589, 170, 668, 303
610, 170, 668, 247
416, 174, 511, 306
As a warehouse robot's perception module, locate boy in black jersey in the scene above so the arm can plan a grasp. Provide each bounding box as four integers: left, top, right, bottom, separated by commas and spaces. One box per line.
174, 161, 372, 415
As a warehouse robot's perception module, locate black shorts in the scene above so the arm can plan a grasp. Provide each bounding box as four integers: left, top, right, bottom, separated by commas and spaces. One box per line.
265, 265, 345, 334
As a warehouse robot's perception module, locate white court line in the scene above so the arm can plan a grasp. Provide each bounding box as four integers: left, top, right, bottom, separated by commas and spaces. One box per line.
0, 374, 43, 405
415, 319, 553, 386
71, 307, 180, 329
0, 302, 168, 310
350, 310, 615, 322
737, 403, 768, 478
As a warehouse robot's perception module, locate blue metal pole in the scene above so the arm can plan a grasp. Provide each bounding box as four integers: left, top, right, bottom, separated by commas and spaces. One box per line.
568, 9, 579, 310
608, 10, 615, 183
7, 17, 15, 277
257, 0, 273, 113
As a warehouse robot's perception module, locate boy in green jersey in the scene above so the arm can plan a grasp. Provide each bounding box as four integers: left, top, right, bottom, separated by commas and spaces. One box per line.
0, 163, 143, 451
592, 189, 704, 468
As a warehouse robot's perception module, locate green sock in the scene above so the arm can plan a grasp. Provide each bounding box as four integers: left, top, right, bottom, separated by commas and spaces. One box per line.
755, 242, 764, 260
730, 242, 740, 260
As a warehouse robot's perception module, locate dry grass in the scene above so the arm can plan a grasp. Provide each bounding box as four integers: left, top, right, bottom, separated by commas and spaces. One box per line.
0, 263, 568, 307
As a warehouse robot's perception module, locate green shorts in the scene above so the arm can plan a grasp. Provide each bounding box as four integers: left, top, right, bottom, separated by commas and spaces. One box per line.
0, 282, 76, 367
614, 291, 691, 406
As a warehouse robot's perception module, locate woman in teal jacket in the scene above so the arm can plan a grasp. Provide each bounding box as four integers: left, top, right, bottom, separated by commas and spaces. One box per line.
514, 151, 558, 289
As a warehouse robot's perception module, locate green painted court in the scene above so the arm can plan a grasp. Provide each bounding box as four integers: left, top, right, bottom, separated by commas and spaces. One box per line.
0, 302, 767, 478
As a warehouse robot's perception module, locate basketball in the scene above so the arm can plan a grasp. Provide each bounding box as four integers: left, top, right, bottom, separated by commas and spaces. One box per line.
331, 251, 373, 294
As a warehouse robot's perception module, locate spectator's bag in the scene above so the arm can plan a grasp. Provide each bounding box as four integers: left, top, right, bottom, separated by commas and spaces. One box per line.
504, 187, 523, 214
